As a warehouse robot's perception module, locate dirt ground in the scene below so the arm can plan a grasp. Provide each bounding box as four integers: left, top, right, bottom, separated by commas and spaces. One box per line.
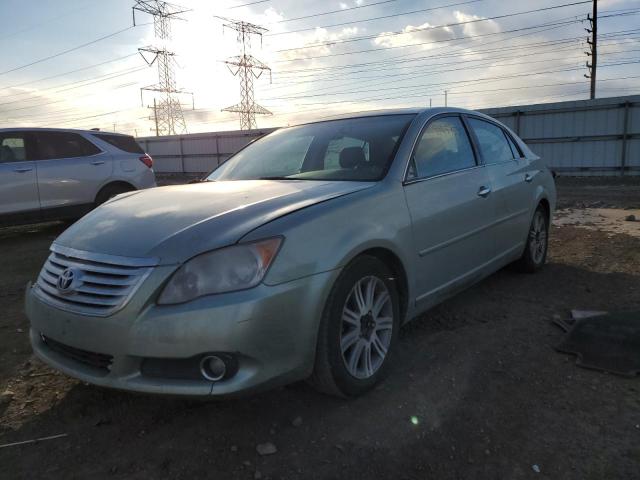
1, 178, 639, 480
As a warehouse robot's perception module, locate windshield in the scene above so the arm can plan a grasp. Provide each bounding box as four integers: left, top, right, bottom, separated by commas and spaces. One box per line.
207, 114, 415, 182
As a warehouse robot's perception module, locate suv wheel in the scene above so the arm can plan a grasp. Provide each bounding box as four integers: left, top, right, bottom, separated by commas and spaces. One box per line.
95, 183, 133, 207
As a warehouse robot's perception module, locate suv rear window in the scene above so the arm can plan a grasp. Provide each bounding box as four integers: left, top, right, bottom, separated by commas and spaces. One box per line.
33, 131, 101, 160
93, 134, 144, 154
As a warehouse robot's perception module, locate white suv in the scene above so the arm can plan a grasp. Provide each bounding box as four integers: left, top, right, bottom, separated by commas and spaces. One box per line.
0, 128, 156, 226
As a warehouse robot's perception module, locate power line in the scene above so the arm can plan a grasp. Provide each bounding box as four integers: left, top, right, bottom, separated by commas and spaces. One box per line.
268, 35, 640, 92
0, 24, 147, 77
264, 60, 640, 103
229, 0, 271, 8
269, 20, 580, 64
270, 16, 588, 76
270, 12, 636, 73
265, 73, 640, 119
267, 28, 640, 93
269, 0, 402, 24
270, 11, 638, 65
270, 47, 640, 98
267, 0, 484, 36
0, 67, 148, 111
0, 53, 139, 94
273, 0, 593, 54
0, 0, 95, 40
270, 34, 586, 84
0, 65, 149, 106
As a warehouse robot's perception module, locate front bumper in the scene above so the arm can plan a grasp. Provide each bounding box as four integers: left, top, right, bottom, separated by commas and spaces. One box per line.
26, 268, 338, 396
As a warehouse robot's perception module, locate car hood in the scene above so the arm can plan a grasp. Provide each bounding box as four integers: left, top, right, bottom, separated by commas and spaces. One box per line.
55, 180, 375, 264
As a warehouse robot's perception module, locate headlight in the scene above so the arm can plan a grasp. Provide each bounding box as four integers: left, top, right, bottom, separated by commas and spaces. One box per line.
157, 237, 283, 305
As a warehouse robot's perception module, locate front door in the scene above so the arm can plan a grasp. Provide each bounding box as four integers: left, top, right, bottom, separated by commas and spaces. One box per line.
0, 131, 40, 223
403, 115, 502, 308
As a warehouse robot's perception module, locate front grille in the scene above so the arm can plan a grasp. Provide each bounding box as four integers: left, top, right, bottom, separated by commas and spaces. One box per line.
34, 244, 157, 316
41, 334, 113, 372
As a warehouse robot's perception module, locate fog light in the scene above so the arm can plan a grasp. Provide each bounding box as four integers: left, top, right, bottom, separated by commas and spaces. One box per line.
199, 355, 227, 382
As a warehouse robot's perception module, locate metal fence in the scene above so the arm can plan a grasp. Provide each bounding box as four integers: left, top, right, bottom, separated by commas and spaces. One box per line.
138, 94, 640, 176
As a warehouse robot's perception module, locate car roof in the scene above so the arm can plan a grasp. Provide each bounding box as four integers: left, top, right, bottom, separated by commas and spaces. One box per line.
0, 127, 132, 137
293, 107, 497, 126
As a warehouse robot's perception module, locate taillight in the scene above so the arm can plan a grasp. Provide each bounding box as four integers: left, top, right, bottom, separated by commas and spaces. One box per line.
139, 154, 153, 169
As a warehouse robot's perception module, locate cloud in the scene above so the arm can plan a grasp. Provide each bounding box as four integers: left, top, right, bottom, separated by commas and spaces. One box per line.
373, 22, 455, 49
273, 26, 361, 62
453, 10, 501, 37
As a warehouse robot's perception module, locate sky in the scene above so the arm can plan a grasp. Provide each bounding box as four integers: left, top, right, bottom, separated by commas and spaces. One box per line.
0, 0, 638, 135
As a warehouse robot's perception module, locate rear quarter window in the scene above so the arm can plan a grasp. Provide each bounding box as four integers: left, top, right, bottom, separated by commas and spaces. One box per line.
93, 134, 144, 154
33, 131, 101, 160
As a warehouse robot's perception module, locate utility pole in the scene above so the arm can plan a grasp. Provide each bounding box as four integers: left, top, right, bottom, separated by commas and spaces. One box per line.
152, 98, 159, 136
219, 17, 272, 130
444, 90, 448, 107
584, 0, 598, 99
134, 0, 193, 136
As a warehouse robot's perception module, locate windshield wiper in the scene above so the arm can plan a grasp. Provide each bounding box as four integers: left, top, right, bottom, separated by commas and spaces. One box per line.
257, 176, 297, 180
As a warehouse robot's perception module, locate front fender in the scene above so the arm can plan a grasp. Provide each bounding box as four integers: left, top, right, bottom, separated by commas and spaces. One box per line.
240, 184, 416, 293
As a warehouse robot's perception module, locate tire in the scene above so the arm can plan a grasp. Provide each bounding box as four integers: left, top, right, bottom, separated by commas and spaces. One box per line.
309, 255, 401, 397
95, 183, 133, 207
515, 204, 549, 273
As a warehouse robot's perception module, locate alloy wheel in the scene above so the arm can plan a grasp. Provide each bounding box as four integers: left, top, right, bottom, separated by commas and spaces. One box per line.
529, 210, 547, 264
340, 276, 394, 379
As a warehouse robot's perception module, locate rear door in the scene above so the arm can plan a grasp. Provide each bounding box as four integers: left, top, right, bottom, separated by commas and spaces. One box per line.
465, 117, 533, 255
0, 131, 40, 221
32, 131, 112, 210
403, 115, 503, 307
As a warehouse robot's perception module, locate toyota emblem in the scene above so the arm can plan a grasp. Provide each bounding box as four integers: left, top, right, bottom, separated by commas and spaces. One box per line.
56, 268, 77, 294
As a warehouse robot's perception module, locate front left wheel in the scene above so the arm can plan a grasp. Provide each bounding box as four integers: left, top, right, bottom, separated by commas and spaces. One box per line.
309, 255, 400, 397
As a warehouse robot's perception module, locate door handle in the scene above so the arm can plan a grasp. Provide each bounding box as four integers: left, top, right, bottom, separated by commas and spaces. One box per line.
91, 161, 105, 165
13, 167, 33, 173
524, 173, 533, 183
477, 186, 492, 198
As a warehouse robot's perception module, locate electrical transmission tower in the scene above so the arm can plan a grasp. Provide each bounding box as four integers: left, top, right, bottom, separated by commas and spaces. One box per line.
220, 19, 272, 130
133, 1, 192, 136
584, 0, 598, 99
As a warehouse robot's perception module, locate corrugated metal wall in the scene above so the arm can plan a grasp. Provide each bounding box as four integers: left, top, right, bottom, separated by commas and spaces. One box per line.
138, 95, 639, 176
137, 128, 276, 174
481, 95, 639, 176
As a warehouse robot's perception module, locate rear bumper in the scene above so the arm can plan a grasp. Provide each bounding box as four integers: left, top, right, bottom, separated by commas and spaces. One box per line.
26, 268, 338, 396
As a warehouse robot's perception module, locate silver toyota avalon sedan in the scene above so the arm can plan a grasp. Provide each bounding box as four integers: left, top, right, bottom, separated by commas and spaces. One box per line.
26, 108, 556, 397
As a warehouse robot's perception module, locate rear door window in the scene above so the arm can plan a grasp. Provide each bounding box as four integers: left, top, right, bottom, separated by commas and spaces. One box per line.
93, 133, 144, 154
0, 134, 27, 163
410, 116, 476, 179
32, 131, 101, 160
468, 118, 515, 164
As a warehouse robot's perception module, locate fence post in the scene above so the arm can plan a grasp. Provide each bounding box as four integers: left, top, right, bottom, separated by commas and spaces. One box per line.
179, 137, 185, 173
215, 135, 221, 166
620, 101, 630, 176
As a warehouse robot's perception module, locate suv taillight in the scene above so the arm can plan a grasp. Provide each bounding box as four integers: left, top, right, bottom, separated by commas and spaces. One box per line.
139, 154, 153, 169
